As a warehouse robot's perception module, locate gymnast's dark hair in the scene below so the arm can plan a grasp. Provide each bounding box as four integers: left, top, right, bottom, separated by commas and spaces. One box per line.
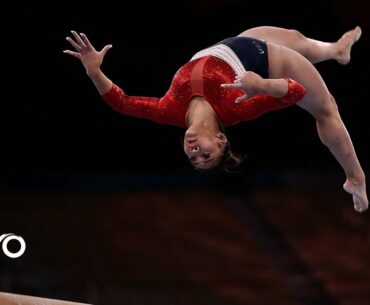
213, 141, 244, 173
214, 122, 245, 173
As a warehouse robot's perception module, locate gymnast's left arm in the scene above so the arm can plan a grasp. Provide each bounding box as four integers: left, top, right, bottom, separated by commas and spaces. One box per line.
100, 83, 175, 125
64, 31, 174, 125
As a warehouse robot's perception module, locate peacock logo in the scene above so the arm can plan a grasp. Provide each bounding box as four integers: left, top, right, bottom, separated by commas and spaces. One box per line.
0, 233, 26, 258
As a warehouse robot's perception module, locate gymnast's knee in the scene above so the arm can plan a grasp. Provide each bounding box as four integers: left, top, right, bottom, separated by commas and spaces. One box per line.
315, 95, 339, 120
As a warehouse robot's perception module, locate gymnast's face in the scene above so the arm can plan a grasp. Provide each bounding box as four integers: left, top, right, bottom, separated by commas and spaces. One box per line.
183, 129, 227, 169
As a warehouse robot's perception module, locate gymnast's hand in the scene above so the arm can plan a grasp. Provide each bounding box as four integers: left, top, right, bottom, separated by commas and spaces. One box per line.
221, 71, 264, 103
63, 31, 112, 77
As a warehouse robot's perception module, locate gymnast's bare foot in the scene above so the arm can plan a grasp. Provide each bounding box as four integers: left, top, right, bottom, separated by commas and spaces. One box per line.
343, 178, 369, 213
336, 26, 362, 65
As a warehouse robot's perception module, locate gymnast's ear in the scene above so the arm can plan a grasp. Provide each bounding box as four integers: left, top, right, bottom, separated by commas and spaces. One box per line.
216, 132, 228, 146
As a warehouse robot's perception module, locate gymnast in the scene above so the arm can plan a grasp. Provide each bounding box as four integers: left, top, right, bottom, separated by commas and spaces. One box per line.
64, 25, 368, 213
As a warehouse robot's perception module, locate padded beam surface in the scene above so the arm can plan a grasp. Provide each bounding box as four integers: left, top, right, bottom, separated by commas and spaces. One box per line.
0, 292, 92, 305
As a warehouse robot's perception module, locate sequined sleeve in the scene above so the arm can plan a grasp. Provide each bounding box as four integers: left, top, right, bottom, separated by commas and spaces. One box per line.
280, 78, 306, 104
235, 78, 306, 121
101, 83, 177, 126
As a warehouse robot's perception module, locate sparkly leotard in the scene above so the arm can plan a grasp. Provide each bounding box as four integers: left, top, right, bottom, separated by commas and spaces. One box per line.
101, 39, 306, 128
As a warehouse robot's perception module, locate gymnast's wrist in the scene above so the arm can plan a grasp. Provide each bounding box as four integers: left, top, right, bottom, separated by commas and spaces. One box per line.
86, 67, 102, 78
262, 78, 289, 98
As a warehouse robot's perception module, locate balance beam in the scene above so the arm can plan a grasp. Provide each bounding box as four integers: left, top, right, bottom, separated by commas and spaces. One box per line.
0, 292, 92, 305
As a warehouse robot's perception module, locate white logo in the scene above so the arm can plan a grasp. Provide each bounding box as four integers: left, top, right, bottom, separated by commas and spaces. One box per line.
0, 233, 26, 258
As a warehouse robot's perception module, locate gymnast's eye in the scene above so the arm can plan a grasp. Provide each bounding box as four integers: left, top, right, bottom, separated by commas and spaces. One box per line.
203, 153, 210, 159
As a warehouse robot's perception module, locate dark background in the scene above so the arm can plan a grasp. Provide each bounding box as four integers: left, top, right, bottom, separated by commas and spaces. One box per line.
1, 0, 369, 182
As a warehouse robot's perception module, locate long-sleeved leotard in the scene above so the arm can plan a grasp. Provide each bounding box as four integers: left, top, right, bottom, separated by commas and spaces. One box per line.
101, 55, 306, 128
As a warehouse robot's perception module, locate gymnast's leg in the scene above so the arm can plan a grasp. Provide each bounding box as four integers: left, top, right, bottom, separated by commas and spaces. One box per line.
237, 25, 362, 65
266, 42, 368, 212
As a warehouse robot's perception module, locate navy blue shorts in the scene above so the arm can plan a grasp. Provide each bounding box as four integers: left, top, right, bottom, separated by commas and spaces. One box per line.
213, 37, 269, 78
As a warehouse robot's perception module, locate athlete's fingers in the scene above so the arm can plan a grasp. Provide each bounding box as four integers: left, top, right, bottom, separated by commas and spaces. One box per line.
71, 30, 87, 49
80, 33, 93, 49
63, 50, 81, 59
100, 44, 113, 56
65, 36, 82, 52
235, 94, 248, 103
221, 83, 242, 89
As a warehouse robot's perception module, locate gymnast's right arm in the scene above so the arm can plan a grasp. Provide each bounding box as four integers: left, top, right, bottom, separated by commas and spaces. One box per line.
64, 31, 174, 125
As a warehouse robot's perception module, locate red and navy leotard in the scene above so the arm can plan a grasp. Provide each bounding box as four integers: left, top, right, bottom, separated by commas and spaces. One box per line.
101, 55, 306, 128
